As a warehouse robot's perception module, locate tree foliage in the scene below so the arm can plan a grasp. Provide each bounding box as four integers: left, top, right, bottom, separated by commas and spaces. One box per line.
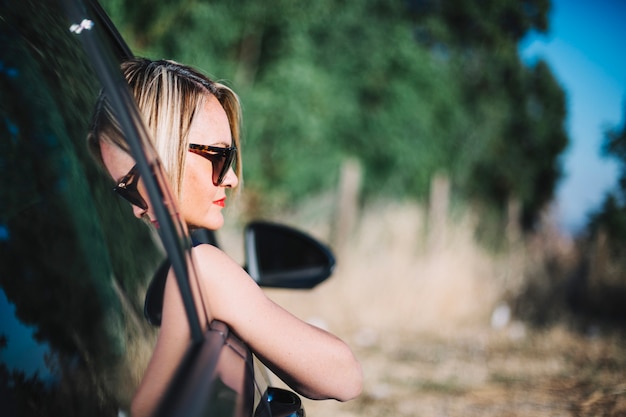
409, 0, 565, 227
101, 0, 568, 227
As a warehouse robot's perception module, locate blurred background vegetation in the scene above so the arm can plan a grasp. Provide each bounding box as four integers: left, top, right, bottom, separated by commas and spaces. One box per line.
100, 0, 626, 327
101, 0, 565, 224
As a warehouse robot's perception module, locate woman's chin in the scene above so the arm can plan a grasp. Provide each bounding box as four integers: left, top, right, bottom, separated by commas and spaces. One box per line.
190, 214, 224, 231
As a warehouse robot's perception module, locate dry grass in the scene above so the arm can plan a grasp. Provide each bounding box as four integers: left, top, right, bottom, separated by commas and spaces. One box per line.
274, 206, 498, 333
224, 199, 516, 336
220, 199, 626, 417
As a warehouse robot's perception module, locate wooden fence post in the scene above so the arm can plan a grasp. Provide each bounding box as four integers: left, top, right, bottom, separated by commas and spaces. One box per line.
427, 173, 449, 252
332, 158, 362, 257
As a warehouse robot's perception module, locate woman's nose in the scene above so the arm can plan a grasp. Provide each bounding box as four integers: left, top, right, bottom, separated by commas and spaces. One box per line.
132, 204, 148, 219
222, 167, 239, 188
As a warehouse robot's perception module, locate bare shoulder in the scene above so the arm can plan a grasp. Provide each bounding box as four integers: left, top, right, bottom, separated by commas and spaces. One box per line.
188, 243, 268, 318
190, 242, 234, 263
189, 243, 249, 281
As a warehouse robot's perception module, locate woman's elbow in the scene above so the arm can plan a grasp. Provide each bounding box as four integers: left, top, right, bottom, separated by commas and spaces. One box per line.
336, 358, 363, 401
297, 350, 363, 402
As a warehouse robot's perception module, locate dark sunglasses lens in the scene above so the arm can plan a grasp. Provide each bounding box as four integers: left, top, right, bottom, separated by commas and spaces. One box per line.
116, 188, 148, 210
188, 145, 237, 186
113, 169, 148, 210
212, 148, 236, 186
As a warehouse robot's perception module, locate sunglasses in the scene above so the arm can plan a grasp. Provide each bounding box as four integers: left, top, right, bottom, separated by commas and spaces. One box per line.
113, 164, 149, 211
188, 143, 237, 186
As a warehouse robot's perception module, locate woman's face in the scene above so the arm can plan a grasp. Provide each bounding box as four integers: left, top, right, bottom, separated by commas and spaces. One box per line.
179, 94, 238, 230
99, 94, 238, 230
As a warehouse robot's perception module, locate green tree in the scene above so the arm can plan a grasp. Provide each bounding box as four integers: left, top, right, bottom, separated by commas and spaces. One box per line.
409, 0, 566, 228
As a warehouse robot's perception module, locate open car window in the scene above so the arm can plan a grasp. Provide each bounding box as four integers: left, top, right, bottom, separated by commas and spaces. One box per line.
0, 0, 200, 414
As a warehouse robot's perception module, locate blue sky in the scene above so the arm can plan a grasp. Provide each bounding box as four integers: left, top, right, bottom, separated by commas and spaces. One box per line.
520, 0, 626, 233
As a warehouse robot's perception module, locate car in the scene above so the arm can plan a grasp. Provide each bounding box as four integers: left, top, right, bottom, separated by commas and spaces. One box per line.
0, 0, 335, 416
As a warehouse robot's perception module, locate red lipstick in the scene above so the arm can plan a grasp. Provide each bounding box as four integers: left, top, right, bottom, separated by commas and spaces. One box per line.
214, 197, 226, 208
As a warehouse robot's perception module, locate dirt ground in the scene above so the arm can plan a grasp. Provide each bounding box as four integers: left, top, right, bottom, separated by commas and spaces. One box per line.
296, 325, 626, 417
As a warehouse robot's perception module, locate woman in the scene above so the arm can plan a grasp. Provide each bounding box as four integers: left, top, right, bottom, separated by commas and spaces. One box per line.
88, 58, 362, 416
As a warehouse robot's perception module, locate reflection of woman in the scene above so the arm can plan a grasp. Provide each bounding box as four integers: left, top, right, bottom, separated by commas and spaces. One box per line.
88, 58, 362, 417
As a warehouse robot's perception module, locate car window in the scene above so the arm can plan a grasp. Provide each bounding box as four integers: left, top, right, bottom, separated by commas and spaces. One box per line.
0, 1, 168, 414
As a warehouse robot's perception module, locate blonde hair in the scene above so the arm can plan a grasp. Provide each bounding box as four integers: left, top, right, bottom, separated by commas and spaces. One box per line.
89, 58, 242, 198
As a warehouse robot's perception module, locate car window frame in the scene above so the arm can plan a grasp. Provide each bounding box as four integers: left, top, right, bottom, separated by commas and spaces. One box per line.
63, 0, 206, 343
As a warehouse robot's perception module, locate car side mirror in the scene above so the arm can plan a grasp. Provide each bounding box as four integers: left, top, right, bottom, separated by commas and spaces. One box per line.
144, 223, 335, 326
255, 387, 303, 417
244, 221, 336, 289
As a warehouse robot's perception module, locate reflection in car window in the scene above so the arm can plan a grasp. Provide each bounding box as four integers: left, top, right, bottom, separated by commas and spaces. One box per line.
0, 1, 165, 415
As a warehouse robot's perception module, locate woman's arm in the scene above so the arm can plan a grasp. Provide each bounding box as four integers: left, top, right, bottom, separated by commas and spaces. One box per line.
192, 244, 363, 401
131, 267, 198, 417
131, 244, 362, 416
